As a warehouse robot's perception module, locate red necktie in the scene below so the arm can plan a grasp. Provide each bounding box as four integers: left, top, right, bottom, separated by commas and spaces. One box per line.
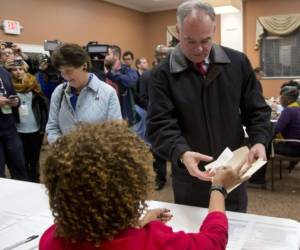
196, 61, 207, 76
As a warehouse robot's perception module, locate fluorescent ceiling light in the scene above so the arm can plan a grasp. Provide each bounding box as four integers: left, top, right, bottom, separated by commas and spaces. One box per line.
214, 5, 239, 14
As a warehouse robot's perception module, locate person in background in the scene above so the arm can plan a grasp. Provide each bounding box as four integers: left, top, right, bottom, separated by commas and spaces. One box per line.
0, 45, 14, 66
132, 57, 149, 141
274, 86, 300, 169
105, 46, 138, 127
5, 60, 48, 182
46, 43, 122, 144
0, 41, 37, 74
136, 57, 149, 77
281, 80, 300, 105
0, 66, 27, 181
40, 121, 249, 250
35, 54, 62, 101
147, 0, 272, 211
134, 57, 149, 107
122, 50, 135, 68
253, 67, 264, 94
139, 46, 172, 191
152, 44, 170, 66
139, 45, 173, 110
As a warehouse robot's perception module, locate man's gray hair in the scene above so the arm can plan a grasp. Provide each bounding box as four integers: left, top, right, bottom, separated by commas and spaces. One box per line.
177, 0, 216, 27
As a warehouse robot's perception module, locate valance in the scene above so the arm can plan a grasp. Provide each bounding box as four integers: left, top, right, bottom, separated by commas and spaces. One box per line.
256, 13, 300, 49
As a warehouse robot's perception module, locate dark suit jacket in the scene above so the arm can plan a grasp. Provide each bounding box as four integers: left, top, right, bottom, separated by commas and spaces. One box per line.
146, 44, 272, 168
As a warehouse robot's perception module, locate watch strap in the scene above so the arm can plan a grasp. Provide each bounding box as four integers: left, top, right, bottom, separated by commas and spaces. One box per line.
210, 184, 228, 199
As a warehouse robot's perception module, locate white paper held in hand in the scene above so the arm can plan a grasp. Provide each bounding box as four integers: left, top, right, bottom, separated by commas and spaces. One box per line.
204, 146, 267, 193
204, 147, 233, 171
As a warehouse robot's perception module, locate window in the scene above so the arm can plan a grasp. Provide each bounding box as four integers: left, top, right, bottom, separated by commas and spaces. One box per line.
260, 29, 300, 78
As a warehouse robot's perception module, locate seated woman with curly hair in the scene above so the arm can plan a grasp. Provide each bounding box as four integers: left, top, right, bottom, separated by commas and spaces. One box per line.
40, 121, 247, 250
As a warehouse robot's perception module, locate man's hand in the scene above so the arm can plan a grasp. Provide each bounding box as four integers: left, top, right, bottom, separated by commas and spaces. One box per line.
6, 96, 19, 107
180, 151, 213, 181
0, 96, 9, 107
247, 143, 266, 164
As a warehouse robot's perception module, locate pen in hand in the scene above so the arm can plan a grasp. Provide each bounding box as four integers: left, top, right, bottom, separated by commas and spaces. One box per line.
3, 235, 39, 250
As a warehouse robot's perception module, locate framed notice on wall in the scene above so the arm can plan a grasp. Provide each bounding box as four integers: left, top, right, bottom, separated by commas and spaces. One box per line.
2, 20, 21, 35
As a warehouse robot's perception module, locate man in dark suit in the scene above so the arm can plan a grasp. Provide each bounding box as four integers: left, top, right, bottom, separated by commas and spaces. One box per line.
146, 0, 272, 212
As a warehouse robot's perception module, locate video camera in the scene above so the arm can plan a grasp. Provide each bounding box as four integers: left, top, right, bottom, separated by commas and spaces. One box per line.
44, 40, 61, 54
12, 59, 23, 66
86, 41, 110, 80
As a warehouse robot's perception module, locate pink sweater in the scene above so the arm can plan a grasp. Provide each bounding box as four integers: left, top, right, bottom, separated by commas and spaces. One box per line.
39, 211, 228, 250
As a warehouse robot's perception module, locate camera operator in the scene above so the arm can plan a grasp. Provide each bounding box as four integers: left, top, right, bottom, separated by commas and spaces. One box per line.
0, 41, 39, 75
35, 54, 62, 100
0, 65, 27, 181
35, 41, 64, 100
0, 42, 15, 66
105, 45, 139, 126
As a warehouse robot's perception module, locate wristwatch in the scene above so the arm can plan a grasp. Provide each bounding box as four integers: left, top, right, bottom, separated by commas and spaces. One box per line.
209, 184, 228, 199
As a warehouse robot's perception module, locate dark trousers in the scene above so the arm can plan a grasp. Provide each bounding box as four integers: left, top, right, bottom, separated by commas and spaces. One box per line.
0, 129, 27, 181
19, 132, 44, 182
153, 152, 167, 183
172, 165, 248, 212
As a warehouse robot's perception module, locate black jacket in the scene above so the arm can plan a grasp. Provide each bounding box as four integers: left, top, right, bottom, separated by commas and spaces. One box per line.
31, 93, 49, 133
138, 69, 151, 110
0, 67, 20, 135
146, 44, 272, 168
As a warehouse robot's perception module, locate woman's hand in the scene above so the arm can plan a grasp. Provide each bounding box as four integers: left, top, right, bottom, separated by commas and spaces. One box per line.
0, 96, 9, 107
139, 208, 173, 227
212, 160, 250, 191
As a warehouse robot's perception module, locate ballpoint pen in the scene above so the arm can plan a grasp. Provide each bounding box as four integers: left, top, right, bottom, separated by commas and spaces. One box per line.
2, 235, 39, 250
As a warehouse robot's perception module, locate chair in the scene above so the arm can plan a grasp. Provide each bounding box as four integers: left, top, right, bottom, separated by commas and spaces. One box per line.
270, 139, 300, 191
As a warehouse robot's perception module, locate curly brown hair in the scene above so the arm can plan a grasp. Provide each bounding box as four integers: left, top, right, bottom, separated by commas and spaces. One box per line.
42, 121, 153, 245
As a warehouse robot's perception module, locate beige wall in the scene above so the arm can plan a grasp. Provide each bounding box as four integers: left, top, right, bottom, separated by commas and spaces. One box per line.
145, 10, 221, 63
0, 0, 148, 60
4, 0, 298, 97
0, 0, 221, 67
145, 10, 177, 64
244, 0, 300, 97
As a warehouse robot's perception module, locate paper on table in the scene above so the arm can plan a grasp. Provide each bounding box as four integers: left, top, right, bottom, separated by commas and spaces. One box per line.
0, 211, 25, 231
204, 146, 267, 193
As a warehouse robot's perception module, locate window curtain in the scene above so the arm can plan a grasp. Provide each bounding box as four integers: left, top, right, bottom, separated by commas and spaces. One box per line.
256, 13, 300, 49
